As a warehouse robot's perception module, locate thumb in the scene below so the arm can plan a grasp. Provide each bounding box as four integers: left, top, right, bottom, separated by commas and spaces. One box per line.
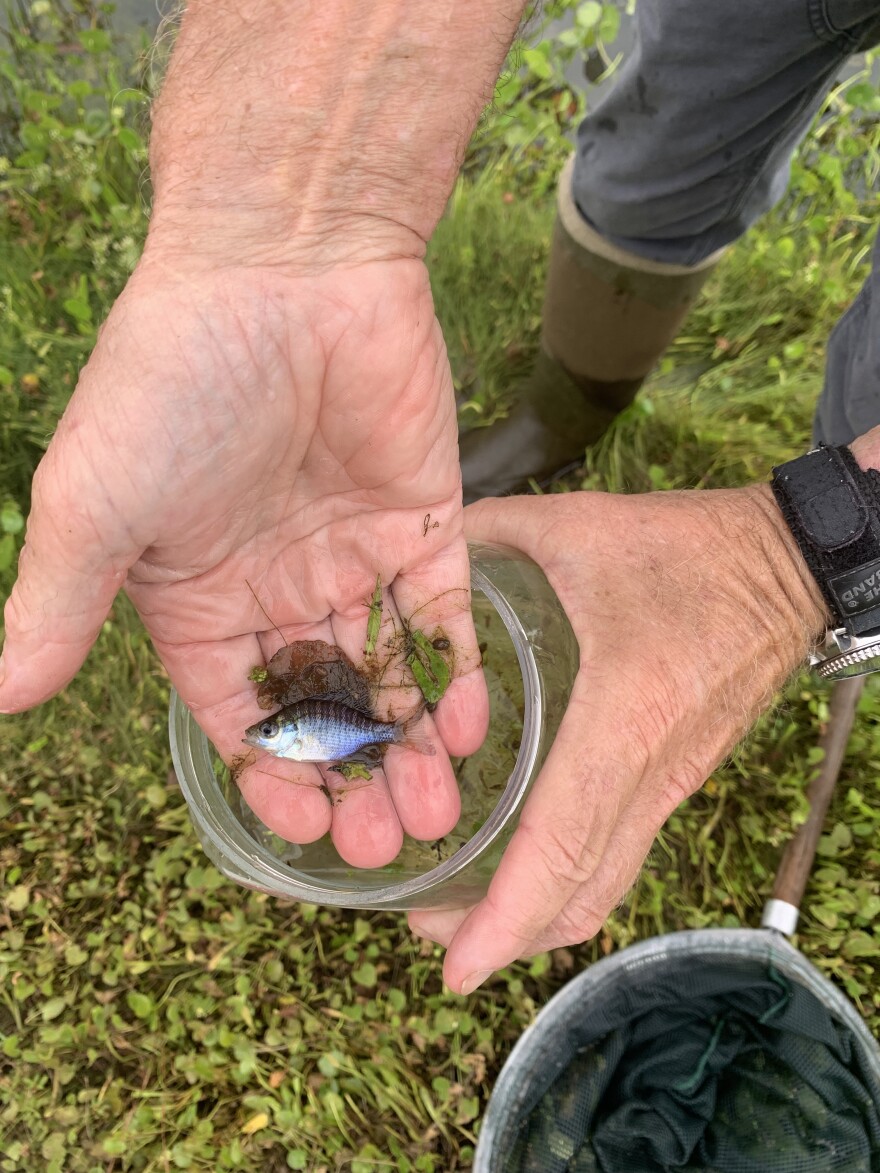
464, 494, 557, 565
0, 448, 133, 712
464, 495, 528, 541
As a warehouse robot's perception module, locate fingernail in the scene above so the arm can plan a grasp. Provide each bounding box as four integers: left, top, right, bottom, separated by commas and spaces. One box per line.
460, 969, 493, 996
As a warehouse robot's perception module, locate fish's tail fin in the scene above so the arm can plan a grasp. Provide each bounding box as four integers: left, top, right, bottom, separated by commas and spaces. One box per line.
393, 707, 436, 756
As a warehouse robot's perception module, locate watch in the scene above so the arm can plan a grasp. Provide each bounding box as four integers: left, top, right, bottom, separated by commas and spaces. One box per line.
771, 444, 880, 679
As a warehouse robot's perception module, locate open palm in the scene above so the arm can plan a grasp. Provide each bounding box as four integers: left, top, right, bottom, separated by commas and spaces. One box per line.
0, 255, 489, 866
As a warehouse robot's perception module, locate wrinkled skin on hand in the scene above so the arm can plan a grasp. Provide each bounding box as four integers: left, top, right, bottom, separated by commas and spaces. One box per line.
0, 255, 489, 867
409, 489, 825, 994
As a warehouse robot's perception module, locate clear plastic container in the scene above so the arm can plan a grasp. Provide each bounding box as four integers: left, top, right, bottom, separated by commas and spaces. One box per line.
168, 541, 579, 910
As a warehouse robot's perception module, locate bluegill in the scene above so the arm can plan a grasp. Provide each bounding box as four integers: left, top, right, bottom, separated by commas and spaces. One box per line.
243, 699, 433, 763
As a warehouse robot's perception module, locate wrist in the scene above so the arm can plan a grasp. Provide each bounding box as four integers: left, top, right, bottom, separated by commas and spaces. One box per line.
726, 484, 830, 671
146, 0, 526, 272
767, 435, 880, 678
144, 198, 425, 275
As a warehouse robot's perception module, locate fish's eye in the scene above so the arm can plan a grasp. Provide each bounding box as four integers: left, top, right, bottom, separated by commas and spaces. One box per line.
259, 720, 278, 738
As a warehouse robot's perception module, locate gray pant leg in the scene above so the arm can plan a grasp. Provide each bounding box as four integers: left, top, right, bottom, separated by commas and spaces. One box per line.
815, 240, 880, 443
571, 0, 880, 441
573, 0, 880, 265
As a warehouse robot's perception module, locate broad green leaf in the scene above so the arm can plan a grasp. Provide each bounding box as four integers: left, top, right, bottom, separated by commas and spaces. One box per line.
6, 885, 29, 911
846, 82, 876, 107
116, 126, 144, 154
62, 297, 92, 323
2, 1036, 20, 1058
352, 962, 377, 988
600, 4, 621, 41
522, 47, 552, 81
78, 28, 111, 54
64, 944, 88, 966
406, 630, 451, 704
1, 500, 24, 534
126, 991, 154, 1019
818, 822, 853, 857
0, 534, 16, 571
41, 997, 67, 1022
576, 1, 603, 30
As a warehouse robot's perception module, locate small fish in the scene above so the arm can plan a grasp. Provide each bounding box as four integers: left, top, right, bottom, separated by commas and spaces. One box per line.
243, 699, 434, 763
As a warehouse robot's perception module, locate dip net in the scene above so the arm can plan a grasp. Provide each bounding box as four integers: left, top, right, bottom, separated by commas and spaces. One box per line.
476, 680, 880, 1173
477, 930, 880, 1173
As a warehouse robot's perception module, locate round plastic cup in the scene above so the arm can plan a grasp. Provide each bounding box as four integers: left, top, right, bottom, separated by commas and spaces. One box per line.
169, 541, 578, 910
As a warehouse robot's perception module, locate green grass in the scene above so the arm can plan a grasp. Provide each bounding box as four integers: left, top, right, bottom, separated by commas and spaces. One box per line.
1, 3, 880, 1170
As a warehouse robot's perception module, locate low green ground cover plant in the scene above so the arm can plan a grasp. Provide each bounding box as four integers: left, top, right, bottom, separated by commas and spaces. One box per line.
0, 2, 879, 1169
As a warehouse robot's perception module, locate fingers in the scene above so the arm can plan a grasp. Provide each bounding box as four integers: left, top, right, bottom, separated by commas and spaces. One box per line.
463, 497, 541, 564
0, 448, 133, 712
392, 538, 489, 758
436, 680, 644, 994
155, 625, 336, 845
427, 675, 486, 758
330, 586, 461, 843
524, 795, 666, 956
237, 763, 334, 846
158, 579, 465, 868
317, 766, 404, 867
408, 905, 470, 946
412, 780, 674, 958
442, 721, 749, 975
381, 733, 460, 839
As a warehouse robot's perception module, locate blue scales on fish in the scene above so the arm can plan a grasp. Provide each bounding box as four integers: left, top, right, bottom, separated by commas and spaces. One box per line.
243, 698, 434, 764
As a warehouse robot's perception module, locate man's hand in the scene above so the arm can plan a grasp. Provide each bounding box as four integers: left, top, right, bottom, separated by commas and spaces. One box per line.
409, 488, 828, 993
1, 0, 535, 867
0, 254, 488, 867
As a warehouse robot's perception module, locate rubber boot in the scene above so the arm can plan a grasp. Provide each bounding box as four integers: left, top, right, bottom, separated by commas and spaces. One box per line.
459, 156, 724, 503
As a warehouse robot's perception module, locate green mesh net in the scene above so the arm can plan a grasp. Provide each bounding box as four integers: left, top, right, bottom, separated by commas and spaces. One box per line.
477, 931, 880, 1173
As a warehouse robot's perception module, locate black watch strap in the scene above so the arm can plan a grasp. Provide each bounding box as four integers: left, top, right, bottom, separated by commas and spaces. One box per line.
771, 445, 880, 635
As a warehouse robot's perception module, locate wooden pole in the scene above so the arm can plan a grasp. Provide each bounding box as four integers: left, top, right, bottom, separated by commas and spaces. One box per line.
771, 676, 865, 911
